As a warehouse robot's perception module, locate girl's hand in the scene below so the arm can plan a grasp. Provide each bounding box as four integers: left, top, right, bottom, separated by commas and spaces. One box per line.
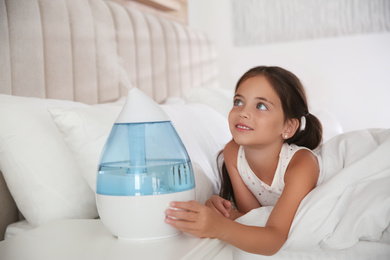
205, 195, 232, 218
165, 200, 226, 238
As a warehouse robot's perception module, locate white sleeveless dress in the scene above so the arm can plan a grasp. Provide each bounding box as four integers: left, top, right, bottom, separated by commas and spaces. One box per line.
237, 143, 319, 206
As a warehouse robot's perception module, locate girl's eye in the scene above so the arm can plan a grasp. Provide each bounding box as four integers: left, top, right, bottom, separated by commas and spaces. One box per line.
233, 99, 243, 106
256, 103, 267, 111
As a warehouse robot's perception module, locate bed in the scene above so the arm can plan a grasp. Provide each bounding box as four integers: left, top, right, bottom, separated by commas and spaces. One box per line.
0, 0, 230, 239
1, 0, 389, 259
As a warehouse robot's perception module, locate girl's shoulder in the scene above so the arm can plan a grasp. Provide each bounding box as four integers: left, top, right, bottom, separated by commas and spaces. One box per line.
289, 147, 319, 169
223, 140, 240, 166
284, 147, 320, 187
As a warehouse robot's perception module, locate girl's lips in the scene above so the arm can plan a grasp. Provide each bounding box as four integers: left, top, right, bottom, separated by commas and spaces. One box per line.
235, 123, 253, 131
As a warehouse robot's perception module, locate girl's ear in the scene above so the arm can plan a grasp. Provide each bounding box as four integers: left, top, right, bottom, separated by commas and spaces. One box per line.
283, 118, 299, 139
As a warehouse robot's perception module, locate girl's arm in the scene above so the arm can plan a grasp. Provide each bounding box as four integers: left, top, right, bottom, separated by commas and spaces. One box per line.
205, 140, 260, 218
165, 149, 319, 255
223, 140, 261, 213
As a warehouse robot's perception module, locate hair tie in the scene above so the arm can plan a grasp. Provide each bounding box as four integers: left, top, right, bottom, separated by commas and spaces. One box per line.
300, 116, 306, 131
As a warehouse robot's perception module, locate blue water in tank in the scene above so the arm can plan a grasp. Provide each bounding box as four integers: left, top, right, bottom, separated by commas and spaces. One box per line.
97, 121, 195, 196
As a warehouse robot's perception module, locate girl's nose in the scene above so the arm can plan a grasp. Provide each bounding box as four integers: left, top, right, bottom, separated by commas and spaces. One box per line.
238, 107, 250, 119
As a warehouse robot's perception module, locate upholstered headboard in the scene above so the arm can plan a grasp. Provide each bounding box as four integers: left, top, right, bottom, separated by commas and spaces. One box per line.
0, 0, 218, 103
0, 0, 219, 240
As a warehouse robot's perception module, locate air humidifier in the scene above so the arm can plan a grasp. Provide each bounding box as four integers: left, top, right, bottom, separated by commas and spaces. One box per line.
96, 88, 195, 240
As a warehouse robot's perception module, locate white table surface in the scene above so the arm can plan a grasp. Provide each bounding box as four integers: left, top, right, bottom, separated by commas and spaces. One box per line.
0, 219, 232, 260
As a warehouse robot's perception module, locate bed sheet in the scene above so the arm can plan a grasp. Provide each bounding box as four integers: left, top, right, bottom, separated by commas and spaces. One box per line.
233, 128, 390, 259
232, 239, 390, 260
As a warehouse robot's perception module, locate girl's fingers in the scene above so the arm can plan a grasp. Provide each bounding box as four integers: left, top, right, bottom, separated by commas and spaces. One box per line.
166, 200, 205, 223
213, 201, 230, 217
165, 209, 213, 238
223, 200, 232, 211
169, 200, 201, 212
165, 210, 201, 235
165, 217, 194, 232
211, 197, 231, 217
165, 208, 197, 222
166, 202, 223, 238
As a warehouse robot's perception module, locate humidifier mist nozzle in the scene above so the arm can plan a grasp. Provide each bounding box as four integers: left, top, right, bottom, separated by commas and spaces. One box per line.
115, 88, 170, 124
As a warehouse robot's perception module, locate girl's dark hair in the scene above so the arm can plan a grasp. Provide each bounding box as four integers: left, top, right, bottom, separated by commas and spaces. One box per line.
218, 66, 323, 203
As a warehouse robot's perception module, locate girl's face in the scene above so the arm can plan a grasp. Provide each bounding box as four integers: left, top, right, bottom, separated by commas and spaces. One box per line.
228, 75, 288, 148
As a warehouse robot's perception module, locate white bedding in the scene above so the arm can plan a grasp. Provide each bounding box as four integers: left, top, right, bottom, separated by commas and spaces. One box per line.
0, 94, 232, 239
233, 128, 390, 259
2, 87, 389, 260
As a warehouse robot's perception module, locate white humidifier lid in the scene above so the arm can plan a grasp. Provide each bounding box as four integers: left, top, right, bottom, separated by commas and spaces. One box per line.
115, 88, 170, 123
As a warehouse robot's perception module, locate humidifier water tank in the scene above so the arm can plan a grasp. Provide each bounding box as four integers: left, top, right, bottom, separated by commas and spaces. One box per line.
96, 88, 195, 240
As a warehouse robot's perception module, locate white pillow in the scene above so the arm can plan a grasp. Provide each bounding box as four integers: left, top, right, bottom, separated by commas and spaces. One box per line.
161, 104, 232, 193
311, 108, 344, 143
0, 95, 98, 227
162, 97, 186, 105
49, 103, 231, 197
183, 87, 234, 119
48, 105, 122, 190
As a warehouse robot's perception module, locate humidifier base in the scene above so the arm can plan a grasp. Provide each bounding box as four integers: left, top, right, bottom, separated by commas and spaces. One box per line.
96, 189, 195, 240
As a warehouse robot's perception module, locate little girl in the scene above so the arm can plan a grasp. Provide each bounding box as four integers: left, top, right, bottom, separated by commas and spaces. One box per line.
165, 66, 323, 255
